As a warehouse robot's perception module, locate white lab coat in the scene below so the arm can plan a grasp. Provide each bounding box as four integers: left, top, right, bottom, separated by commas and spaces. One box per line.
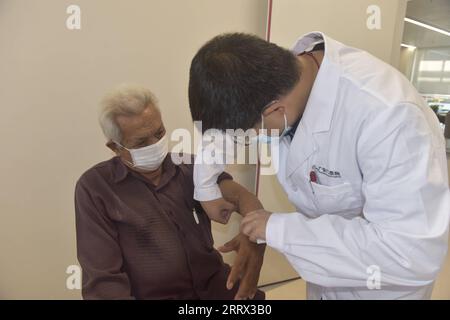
194, 32, 450, 299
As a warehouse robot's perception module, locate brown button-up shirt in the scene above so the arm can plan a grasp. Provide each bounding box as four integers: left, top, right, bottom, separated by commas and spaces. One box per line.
75, 154, 264, 300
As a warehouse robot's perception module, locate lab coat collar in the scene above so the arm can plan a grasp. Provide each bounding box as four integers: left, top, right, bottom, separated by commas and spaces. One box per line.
285, 32, 342, 177
291, 31, 341, 134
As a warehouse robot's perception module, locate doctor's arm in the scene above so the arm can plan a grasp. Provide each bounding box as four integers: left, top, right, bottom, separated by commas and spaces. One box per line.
193, 130, 234, 223
243, 104, 450, 288
193, 128, 237, 203
218, 179, 264, 216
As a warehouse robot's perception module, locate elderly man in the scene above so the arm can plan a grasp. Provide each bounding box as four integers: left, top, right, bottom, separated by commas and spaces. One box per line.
74, 85, 265, 300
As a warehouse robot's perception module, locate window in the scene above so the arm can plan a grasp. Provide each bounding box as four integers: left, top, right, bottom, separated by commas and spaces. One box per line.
411, 47, 450, 95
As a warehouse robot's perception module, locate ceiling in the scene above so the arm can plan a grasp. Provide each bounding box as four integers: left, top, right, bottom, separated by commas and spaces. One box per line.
402, 0, 450, 48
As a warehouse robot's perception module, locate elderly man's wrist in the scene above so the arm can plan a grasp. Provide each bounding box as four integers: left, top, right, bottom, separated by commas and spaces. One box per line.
240, 233, 266, 249
238, 193, 264, 216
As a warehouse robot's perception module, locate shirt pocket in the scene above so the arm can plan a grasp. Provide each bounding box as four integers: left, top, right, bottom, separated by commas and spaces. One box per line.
193, 202, 215, 250
310, 182, 362, 214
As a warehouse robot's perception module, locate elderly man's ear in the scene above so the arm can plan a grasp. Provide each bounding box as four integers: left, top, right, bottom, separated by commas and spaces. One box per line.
106, 141, 120, 155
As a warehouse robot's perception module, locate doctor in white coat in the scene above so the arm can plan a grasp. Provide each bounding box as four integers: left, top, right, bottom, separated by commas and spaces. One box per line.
188, 32, 450, 299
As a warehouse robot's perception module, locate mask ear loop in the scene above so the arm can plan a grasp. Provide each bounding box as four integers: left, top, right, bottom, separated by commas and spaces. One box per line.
260, 113, 265, 136
260, 99, 279, 137
284, 112, 288, 133
114, 141, 135, 168
255, 99, 279, 197
262, 103, 288, 137
299, 51, 320, 69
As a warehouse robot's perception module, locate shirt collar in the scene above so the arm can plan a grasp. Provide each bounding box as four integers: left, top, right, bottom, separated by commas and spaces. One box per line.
291, 31, 342, 134
113, 156, 129, 183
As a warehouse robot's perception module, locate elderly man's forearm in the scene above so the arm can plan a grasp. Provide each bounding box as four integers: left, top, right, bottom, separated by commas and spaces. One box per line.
219, 180, 263, 216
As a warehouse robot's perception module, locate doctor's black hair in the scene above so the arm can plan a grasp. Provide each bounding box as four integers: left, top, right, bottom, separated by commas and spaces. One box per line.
188, 33, 300, 132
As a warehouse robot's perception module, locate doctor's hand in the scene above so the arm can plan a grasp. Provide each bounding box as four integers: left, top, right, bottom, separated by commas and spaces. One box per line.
218, 233, 265, 300
200, 198, 236, 224
241, 209, 272, 243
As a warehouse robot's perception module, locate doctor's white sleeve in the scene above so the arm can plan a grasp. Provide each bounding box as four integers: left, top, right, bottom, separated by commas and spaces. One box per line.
266, 103, 450, 288
193, 131, 234, 202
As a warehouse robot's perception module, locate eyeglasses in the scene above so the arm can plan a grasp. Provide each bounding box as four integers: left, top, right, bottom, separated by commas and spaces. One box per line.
232, 100, 279, 146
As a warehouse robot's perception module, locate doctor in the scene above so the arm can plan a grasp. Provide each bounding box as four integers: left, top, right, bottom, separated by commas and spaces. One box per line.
188, 32, 450, 299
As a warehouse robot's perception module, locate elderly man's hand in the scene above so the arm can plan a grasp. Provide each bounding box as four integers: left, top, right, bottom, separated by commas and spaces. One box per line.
218, 233, 265, 300
200, 198, 236, 224
240, 209, 272, 243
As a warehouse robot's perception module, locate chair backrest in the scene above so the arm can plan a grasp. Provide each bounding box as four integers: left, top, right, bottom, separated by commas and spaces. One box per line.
445, 112, 450, 139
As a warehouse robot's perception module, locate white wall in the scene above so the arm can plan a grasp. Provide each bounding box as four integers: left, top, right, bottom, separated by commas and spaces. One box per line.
269, 0, 407, 66
0, 0, 268, 299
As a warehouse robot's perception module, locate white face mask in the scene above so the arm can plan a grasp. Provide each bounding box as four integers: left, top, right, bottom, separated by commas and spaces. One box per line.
116, 133, 169, 171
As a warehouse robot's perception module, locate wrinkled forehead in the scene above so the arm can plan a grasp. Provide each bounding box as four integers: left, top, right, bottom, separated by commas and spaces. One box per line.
116, 105, 163, 141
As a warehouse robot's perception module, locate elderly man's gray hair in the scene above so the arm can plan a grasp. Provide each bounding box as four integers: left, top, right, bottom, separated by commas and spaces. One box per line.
99, 85, 159, 143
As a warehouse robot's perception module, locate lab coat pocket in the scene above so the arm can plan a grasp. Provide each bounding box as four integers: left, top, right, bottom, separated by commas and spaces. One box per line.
310, 182, 362, 214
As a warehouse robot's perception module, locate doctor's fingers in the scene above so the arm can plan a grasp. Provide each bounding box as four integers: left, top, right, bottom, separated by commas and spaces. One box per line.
240, 211, 262, 227
248, 234, 259, 243
241, 219, 259, 240
243, 209, 266, 218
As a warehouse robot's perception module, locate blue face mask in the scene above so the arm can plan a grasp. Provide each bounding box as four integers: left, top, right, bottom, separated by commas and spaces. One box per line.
255, 112, 292, 144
